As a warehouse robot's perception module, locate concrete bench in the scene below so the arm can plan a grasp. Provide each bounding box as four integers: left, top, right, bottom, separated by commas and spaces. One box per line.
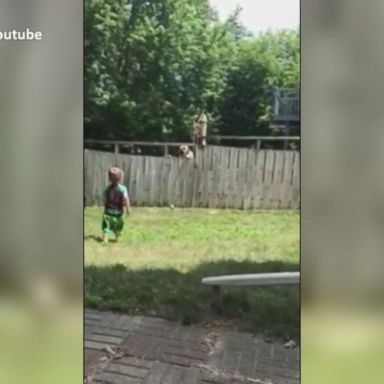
202, 272, 300, 309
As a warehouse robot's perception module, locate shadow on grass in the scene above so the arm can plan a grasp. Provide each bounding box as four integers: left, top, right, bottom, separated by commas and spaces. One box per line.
84, 235, 120, 244
84, 235, 103, 243
85, 260, 300, 339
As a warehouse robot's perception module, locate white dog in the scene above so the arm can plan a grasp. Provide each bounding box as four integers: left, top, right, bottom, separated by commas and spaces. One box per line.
179, 145, 194, 159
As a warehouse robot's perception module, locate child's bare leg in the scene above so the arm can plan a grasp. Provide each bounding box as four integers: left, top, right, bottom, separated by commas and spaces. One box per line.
102, 232, 108, 243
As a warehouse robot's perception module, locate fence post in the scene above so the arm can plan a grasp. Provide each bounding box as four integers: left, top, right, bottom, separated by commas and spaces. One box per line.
284, 125, 290, 150
114, 143, 119, 154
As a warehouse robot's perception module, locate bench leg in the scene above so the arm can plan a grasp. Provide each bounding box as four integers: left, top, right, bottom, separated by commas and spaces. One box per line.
211, 286, 223, 313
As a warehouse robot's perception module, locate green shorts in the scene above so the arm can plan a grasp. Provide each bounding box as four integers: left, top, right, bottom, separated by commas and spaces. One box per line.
102, 213, 124, 236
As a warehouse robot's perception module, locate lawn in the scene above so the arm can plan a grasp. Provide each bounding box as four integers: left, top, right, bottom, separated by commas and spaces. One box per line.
85, 207, 300, 338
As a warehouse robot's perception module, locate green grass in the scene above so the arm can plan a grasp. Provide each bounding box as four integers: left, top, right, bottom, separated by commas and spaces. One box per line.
85, 207, 300, 338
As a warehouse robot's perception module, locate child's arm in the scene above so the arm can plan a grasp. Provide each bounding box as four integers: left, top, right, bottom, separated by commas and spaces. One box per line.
125, 196, 131, 215
102, 187, 107, 207
123, 186, 131, 215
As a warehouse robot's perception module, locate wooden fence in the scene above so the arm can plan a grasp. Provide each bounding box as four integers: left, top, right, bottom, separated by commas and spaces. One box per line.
84, 146, 300, 209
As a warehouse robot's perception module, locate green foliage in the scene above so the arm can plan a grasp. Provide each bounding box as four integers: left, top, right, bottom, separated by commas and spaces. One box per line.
249, 29, 300, 88
85, 1, 299, 140
223, 5, 253, 42
217, 29, 300, 136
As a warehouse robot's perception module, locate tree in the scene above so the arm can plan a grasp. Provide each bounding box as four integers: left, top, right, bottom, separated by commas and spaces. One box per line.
84, 0, 131, 138
216, 29, 300, 137
84, 0, 299, 142
223, 5, 252, 42
85, 0, 233, 141
250, 29, 300, 88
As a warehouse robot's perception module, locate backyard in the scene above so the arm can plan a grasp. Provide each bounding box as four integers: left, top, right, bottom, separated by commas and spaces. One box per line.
85, 207, 300, 338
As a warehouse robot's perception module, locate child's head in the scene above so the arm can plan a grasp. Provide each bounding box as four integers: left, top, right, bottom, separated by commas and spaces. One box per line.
108, 167, 122, 184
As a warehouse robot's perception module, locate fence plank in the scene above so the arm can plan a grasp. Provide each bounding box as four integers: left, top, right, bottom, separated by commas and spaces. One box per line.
201, 148, 210, 207
237, 148, 248, 209
242, 149, 254, 210
209, 147, 219, 208
228, 148, 238, 209
280, 151, 293, 209
252, 150, 266, 209
272, 151, 285, 209
222, 147, 231, 209
292, 152, 300, 209
260, 150, 274, 208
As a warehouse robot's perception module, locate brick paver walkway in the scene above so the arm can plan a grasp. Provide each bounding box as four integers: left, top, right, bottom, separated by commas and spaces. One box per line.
85, 309, 299, 384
